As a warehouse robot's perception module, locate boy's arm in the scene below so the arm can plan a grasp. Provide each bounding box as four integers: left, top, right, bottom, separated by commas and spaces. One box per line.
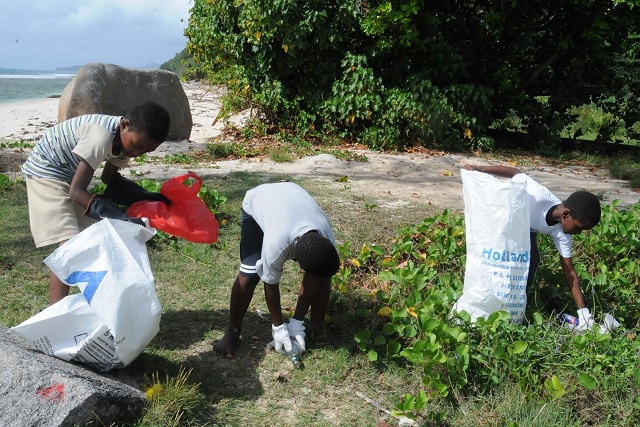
101, 161, 121, 185
463, 164, 523, 178
69, 160, 98, 209
559, 256, 586, 309
560, 255, 597, 330
263, 282, 285, 326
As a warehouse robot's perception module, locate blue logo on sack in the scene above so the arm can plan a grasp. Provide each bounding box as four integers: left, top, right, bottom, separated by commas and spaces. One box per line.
65, 271, 107, 304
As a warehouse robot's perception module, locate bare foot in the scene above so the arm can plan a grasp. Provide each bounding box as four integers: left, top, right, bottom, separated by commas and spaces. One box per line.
214, 328, 240, 359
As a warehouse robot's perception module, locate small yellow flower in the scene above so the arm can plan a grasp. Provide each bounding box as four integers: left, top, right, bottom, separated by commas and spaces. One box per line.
350, 258, 361, 268
377, 306, 392, 317
463, 128, 473, 139
283, 44, 289, 53
407, 307, 418, 318
145, 383, 164, 400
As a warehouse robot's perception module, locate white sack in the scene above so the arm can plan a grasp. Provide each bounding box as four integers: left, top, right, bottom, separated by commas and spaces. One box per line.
453, 169, 530, 324
12, 219, 161, 371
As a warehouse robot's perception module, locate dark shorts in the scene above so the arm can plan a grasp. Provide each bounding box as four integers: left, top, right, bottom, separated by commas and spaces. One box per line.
528, 232, 542, 287
239, 209, 264, 277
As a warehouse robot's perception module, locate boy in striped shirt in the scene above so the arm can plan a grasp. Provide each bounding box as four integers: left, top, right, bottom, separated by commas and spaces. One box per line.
21, 101, 171, 304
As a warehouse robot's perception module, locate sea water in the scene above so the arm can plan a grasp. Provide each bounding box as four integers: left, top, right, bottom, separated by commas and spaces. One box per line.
0, 68, 74, 104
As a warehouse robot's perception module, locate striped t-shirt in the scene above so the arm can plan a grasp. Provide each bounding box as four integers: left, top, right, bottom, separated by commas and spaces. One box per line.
21, 114, 130, 183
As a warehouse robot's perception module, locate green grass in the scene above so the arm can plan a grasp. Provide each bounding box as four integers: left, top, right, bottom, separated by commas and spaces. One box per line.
1, 169, 638, 427
0, 173, 435, 426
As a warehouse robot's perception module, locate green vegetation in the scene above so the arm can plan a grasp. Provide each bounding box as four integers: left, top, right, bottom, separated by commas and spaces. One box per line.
184, 0, 640, 150
341, 203, 640, 420
1, 170, 639, 426
160, 48, 205, 81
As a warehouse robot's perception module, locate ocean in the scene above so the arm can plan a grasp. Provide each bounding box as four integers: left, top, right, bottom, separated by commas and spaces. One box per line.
0, 68, 74, 104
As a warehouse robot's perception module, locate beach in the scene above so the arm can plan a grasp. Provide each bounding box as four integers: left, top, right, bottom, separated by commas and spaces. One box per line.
0, 82, 638, 210
0, 97, 60, 142
0, 81, 225, 145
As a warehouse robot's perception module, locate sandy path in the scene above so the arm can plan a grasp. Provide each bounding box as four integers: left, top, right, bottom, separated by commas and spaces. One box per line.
1, 82, 638, 211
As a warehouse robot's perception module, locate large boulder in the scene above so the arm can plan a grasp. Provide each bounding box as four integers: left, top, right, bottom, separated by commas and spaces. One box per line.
58, 63, 192, 141
0, 325, 146, 427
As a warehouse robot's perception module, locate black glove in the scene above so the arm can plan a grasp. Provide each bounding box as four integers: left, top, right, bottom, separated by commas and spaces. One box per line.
84, 195, 145, 226
104, 175, 171, 207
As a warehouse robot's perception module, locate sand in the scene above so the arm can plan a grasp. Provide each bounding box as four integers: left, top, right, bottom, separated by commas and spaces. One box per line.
0, 81, 637, 211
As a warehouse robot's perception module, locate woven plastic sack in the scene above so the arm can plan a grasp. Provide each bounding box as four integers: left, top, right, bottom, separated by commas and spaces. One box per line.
12, 219, 161, 372
127, 172, 219, 244
452, 169, 531, 324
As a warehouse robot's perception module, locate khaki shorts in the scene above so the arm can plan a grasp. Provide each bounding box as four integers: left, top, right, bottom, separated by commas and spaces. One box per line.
25, 176, 96, 248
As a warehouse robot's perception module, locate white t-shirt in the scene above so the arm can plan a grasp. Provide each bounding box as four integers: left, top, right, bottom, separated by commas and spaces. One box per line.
519, 174, 572, 258
242, 182, 336, 284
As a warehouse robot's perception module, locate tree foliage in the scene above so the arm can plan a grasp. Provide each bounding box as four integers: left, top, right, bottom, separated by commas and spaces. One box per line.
185, 0, 640, 150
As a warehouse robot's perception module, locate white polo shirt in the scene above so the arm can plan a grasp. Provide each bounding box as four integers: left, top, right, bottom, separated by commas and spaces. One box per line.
519, 174, 572, 258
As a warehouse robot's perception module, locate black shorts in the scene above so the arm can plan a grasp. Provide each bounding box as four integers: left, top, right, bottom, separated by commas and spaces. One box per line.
239, 209, 263, 277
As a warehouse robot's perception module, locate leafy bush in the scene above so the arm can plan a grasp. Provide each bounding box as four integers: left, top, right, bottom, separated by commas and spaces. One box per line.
186, 0, 640, 150
340, 202, 640, 420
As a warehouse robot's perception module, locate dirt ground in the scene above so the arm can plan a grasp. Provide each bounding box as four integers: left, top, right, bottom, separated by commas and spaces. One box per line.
1, 81, 638, 211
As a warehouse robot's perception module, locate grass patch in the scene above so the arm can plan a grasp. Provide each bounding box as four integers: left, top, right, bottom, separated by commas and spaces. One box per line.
0, 172, 434, 426
2, 165, 638, 426
604, 157, 640, 188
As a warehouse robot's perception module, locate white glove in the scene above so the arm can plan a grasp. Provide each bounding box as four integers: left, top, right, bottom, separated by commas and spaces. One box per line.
267, 323, 293, 355
575, 308, 595, 332
287, 318, 306, 352
600, 313, 621, 334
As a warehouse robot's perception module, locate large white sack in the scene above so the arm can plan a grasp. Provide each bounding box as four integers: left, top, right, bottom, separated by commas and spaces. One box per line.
453, 169, 530, 324
12, 219, 161, 371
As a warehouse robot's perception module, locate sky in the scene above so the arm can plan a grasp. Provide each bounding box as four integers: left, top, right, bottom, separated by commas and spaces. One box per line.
0, 0, 192, 71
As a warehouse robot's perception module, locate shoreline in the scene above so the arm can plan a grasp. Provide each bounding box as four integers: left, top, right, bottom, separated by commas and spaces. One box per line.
0, 82, 224, 145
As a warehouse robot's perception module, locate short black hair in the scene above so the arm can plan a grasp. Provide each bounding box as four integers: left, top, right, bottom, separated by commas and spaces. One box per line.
125, 101, 170, 143
564, 191, 601, 229
294, 232, 340, 278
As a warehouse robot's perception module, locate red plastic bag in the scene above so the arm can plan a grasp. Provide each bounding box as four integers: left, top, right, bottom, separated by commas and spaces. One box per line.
127, 173, 219, 244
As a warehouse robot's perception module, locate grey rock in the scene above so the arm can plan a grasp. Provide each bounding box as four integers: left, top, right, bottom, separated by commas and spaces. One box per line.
58, 62, 192, 141
0, 325, 146, 427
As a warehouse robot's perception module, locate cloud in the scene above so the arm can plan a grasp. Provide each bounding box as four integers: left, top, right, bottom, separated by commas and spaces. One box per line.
0, 0, 192, 70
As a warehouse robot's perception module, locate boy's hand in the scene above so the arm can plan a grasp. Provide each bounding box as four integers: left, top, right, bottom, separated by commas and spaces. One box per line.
286, 318, 306, 352
267, 323, 293, 355
85, 195, 145, 226
143, 192, 172, 204
105, 175, 171, 207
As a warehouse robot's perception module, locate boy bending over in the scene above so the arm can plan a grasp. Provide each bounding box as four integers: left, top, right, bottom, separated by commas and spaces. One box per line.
464, 165, 601, 329
215, 182, 340, 359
